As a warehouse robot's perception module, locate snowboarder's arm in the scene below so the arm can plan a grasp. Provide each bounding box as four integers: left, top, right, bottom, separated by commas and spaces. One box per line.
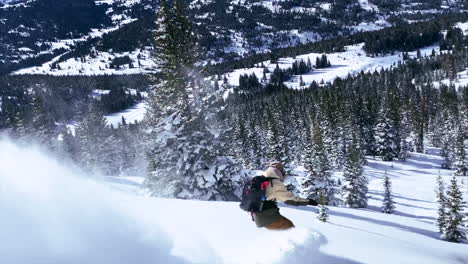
268, 179, 309, 205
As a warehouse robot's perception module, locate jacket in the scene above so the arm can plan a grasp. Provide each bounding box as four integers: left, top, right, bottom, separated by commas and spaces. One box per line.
253, 167, 309, 227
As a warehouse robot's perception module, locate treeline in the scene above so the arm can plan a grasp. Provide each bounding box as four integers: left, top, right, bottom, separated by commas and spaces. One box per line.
235, 55, 330, 93
362, 22, 442, 55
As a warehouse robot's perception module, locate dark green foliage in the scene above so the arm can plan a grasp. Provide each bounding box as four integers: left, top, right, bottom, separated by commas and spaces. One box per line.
317, 192, 330, 223
110, 56, 132, 69
442, 177, 466, 242
436, 174, 447, 233
315, 54, 331, 69
382, 173, 395, 214
342, 136, 368, 208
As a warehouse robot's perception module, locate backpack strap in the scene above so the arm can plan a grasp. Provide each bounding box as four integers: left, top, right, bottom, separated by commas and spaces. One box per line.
264, 177, 275, 187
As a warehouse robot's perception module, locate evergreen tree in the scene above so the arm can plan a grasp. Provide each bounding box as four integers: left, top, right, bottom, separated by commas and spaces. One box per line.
376, 108, 397, 161
441, 125, 456, 170
302, 119, 339, 205
435, 173, 447, 233
145, 0, 244, 200
442, 177, 466, 242
454, 133, 467, 176
342, 136, 368, 208
382, 172, 395, 214
317, 192, 329, 223
74, 104, 119, 175
398, 112, 410, 161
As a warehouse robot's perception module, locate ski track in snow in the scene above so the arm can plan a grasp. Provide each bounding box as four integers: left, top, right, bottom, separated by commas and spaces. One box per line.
0, 139, 467, 264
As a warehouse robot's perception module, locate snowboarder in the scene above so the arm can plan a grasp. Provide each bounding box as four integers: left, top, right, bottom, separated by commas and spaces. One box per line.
253, 161, 318, 230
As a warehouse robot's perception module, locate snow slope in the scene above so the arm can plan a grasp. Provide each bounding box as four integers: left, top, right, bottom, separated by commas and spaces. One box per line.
0, 138, 467, 264
105, 101, 147, 127
455, 22, 468, 35
224, 43, 439, 89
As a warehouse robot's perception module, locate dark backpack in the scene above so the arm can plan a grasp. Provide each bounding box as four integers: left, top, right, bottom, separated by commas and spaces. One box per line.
239, 176, 276, 214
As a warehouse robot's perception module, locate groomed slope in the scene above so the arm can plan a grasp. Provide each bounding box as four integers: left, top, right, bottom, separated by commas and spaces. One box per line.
0, 139, 466, 264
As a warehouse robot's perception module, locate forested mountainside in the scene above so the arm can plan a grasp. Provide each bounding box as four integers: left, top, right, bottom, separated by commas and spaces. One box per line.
2, 17, 468, 188
1, 0, 468, 75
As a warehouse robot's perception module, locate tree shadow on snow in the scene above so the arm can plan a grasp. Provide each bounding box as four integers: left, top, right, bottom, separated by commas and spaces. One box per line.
368, 190, 434, 204
331, 210, 440, 240
366, 205, 435, 222
276, 230, 364, 264
289, 206, 440, 241
368, 196, 434, 211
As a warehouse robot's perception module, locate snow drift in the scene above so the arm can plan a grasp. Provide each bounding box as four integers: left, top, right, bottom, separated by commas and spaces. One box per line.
0, 139, 320, 264
0, 139, 187, 264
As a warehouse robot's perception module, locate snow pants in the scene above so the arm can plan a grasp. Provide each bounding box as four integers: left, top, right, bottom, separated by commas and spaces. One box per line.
264, 216, 295, 230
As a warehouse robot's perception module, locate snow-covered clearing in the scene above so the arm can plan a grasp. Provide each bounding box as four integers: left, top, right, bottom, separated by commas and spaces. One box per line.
358, 0, 378, 12
96, 0, 142, 7
13, 47, 155, 76
224, 43, 439, 89
434, 68, 468, 90
0, 138, 467, 264
105, 101, 147, 127
455, 22, 468, 35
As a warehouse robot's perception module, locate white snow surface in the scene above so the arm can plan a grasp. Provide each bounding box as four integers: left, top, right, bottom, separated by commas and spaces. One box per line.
224, 43, 439, 89
105, 101, 147, 127
13, 48, 155, 76
358, 0, 378, 12
96, 0, 142, 7
455, 22, 468, 35
0, 138, 467, 264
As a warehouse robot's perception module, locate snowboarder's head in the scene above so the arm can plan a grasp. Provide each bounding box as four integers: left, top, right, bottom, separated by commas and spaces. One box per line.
269, 161, 285, 178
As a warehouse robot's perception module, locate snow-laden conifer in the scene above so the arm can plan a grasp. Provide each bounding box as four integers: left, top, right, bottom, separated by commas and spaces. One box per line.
145, 0, 245, 200
382, 172, 395, 214
442, 177, 466, 242
435, 173, 447, 233
342, 136, 368, 208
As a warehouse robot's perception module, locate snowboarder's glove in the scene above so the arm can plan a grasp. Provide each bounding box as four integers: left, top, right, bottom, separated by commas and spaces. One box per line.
308, 199, 318, 206
285, 200, 309, 206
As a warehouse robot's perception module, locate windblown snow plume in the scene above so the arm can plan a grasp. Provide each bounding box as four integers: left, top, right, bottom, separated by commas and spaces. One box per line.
0, 138, 318, 264
0, 139, 187, 264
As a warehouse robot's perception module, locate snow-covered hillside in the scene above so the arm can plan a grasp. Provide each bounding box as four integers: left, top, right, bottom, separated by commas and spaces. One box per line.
105, 101, 147, 127
13, 48, 155, 76
0, 138, 466, 264
224, 43, 439, 89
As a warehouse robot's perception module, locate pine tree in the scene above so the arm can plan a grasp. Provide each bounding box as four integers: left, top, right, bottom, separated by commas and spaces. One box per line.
376, 108, 397, 161
382, 172, 395, 214
454, 133, 467, 176
442, 177, 466, 242
441, 121, 456, 169
435, 173, 447, 233
398, 112, 410, 161
302, 119, 339, 205
342, 136, 368, 208
145, 0, 245, 200
317, 192, 329, 223
74, 104, 119, 175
